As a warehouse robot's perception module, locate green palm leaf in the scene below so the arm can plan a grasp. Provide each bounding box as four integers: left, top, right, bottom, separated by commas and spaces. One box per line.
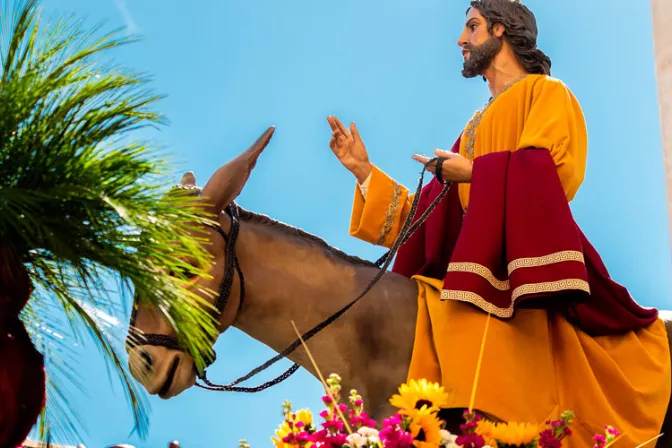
1, 0, 220, 442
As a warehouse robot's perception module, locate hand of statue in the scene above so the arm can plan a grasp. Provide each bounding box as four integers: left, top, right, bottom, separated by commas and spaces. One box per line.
327, 116, 373, 184
412, 149, 472, 183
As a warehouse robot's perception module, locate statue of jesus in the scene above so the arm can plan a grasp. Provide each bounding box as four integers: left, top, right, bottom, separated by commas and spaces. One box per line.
327, 1, 671, 446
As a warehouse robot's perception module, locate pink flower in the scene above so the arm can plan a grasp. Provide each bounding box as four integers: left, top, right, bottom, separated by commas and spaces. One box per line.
382, 414, 403, 428
591, 425, 620, 448
460, 421, 478, 432
296, 431, 312, 444
462, 410, 482, 422
350, 411, 377, 429
322, 418, 344, 433
539, 411, 575, 447
455, 433, 486, 448
593, 434, 606, 448
606, 426, 620, 437
539, 429, 562, 448
378, 413, 413, 448
322, 395, 333, 405
282, 430, 313, 446
379, 425, 413, 448
456, 409, 485, 447
310, 428, 348, 447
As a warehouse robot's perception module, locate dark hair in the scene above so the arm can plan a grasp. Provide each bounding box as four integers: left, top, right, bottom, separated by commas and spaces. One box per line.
468, 0, 551, 75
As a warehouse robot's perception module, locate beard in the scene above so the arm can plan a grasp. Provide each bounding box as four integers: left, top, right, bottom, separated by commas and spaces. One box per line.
461, 35, 503, 78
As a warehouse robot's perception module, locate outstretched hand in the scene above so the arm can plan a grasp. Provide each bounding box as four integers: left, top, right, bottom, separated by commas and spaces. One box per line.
412, 149, 472, 183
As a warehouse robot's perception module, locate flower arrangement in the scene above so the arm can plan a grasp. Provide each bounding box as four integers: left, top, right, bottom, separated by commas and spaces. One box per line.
239, 320, 647, 448
240, 374, 624, 448
239, 314, 663, 448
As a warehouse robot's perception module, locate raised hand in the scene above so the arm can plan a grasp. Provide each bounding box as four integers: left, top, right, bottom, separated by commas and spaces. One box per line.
327, 116, 373, 184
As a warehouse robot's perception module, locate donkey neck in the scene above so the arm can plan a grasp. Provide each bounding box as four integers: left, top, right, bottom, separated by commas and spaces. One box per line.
229, 210, 384, 360
222, 207, 419, 415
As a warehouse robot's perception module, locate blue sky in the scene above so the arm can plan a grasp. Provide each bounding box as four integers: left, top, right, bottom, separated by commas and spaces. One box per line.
32, 0, 671, 446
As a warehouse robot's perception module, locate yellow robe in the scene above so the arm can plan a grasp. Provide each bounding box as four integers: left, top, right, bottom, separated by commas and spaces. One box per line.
350, 75, 670, 447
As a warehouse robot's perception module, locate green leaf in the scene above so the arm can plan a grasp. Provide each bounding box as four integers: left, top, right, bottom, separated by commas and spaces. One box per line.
1, 0, 221, 442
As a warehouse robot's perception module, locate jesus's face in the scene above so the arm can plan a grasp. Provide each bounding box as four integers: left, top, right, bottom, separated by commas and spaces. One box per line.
458, 7, 503, 78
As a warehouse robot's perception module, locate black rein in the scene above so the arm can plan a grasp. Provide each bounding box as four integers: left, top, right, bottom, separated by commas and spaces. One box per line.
128, 158, 451, 393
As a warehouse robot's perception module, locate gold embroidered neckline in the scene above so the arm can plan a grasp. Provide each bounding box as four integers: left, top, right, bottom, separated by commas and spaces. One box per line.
463, 75, 529, 159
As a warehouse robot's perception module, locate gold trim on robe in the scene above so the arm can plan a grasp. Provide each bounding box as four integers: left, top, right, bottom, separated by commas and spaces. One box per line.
378, 183, 402, 245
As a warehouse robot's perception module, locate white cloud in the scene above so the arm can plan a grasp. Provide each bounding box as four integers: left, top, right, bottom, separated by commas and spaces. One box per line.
114, 0, 140, 34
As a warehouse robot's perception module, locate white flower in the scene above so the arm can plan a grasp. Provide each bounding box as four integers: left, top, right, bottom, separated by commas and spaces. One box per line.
358, 427, 380, 438
347, 427, 381, 447
346, 433, 366, 448
440, 429, 461, 447
366, 435, 381, 445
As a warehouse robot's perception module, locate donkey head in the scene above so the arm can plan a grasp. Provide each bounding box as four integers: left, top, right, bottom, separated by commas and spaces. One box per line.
126, 126, 274, 399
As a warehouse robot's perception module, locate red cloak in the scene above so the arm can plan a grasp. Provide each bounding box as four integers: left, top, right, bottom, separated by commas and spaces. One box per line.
391, 138, 659, 336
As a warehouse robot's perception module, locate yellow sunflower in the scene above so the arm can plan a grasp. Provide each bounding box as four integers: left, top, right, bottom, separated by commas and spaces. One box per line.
295, 409, 313, 427
408, 407, 444, 448
389, 378, 451, 414
271, 409, 314, 448
476, 419, 541, 447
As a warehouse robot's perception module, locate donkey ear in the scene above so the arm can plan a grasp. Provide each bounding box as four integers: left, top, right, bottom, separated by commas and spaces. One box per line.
200, 126, 275, 215
240, 125, 275, 170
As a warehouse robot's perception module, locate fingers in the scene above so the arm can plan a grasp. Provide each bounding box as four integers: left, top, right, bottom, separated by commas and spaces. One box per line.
327, 116, 339, 132
412, 154, 434, 167
327, 115, 348, 135
330, 132, 347, 146
413, 152, 453, 164
329, 132, 348, 153
327, 115, 351, 144
331, 116, 349, 136
350, 122, 362, 142
434, 149, 454, 158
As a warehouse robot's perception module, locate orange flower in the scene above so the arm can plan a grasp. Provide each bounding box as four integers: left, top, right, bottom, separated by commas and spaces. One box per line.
476, 419, 540, 447
271, 409, 313, 448
389, 378, 451, 415
408, 407, 443, 448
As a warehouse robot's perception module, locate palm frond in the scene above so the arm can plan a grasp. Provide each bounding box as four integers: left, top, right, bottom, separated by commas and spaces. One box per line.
1, 0, 222, 442
23, 298, 87, 444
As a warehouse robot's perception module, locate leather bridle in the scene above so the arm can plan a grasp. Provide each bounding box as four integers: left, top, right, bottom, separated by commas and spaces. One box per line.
126, 201, 301, 392
126, 158, 450, 393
